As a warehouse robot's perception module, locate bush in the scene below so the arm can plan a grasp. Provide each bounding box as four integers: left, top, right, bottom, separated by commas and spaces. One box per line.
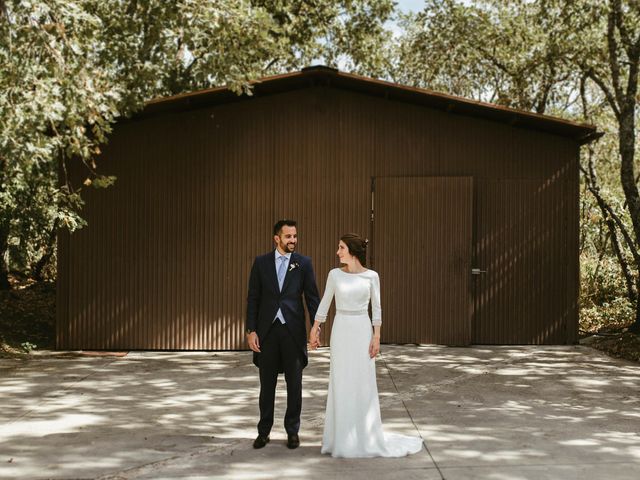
580, 297, 635, 334
579, 252, 635, 333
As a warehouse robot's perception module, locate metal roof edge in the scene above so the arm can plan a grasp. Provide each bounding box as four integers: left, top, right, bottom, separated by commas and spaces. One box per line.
136, 66, 598, 143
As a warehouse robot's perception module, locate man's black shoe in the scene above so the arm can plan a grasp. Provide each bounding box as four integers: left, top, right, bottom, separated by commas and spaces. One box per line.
253, 434, 270, 449
287, 433, 300, 449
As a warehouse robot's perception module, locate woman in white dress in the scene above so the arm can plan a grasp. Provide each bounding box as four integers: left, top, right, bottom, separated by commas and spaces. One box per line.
309, 233, 423, 458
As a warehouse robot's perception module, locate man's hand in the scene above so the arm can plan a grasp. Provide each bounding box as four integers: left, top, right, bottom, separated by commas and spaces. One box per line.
247, 332, 261, 352
308, 326, 321, 350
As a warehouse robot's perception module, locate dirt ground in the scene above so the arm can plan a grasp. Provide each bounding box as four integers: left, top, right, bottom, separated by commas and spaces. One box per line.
0, 278, 55, 357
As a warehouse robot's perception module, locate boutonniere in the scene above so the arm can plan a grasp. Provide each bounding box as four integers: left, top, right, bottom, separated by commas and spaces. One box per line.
288, 262, 299, 272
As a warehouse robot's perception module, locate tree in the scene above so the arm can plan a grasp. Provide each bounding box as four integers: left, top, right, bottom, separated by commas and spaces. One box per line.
391, 0, 640, 332
571, 0, 640, 332
392, 0, 580, 113
0, 0, 394, 288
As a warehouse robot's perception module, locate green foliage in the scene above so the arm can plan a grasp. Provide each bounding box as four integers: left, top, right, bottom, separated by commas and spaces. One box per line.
580, 253, 635, 332
20, 341, 37, 353
392, 0, 580, 114
87, 175, 117, 189
391, 0, 640, 333
578, 94, 637, 325
2, 0, 638, 338
0, 0, 394, 284
580, 298, 635, 334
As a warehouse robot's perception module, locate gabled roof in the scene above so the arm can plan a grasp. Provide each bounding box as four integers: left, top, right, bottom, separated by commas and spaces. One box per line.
142, 65, 599, 145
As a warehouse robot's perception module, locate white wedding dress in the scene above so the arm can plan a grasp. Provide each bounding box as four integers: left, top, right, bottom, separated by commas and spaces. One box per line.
314, 268, 423, 458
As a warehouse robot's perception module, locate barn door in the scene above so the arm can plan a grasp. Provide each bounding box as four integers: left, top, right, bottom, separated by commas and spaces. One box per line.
472, 178, 567, 344
372, 177, 473, 345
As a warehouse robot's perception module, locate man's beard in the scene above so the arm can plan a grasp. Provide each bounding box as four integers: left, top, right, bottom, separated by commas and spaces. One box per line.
284, 242, 296, 252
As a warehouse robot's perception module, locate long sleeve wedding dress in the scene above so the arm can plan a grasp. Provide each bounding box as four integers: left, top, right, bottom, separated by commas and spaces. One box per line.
314, 268, 423, 458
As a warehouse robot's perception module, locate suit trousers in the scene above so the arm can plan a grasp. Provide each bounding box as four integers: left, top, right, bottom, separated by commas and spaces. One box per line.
257, 321, 303, 436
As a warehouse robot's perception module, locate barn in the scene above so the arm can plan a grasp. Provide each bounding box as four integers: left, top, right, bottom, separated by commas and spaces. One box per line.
56, 66, 598, 350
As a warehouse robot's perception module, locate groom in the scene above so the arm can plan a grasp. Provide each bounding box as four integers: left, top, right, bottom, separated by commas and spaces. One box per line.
245, 219, 320, 449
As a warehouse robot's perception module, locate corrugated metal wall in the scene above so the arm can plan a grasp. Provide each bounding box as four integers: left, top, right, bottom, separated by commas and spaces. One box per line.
472, 177, 568, 343
57, 86, 579, 349
373, 177, 473, 345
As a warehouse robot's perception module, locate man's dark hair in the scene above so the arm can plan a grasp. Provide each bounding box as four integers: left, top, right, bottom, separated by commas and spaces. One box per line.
273, 219, 297, 236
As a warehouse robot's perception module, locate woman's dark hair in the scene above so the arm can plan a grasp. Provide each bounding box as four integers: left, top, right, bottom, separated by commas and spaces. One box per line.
340, 233, 368, 266
273, 219, 297, 236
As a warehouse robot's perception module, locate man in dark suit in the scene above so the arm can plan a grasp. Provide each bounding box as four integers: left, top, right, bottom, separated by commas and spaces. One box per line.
246, 219, 320, 449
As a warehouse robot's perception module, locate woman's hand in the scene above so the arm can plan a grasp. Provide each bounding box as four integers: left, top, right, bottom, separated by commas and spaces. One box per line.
309, 325, 321, 350
369, 335, 380, 358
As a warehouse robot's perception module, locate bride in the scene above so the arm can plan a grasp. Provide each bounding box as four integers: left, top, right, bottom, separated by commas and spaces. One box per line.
309, 233, 423, 458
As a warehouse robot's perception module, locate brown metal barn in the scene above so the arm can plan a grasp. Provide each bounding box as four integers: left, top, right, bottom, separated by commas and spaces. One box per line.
56, 66, 598, 350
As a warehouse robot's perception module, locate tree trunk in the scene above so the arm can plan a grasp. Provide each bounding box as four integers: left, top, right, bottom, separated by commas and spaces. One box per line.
0, 223, 10, 290
633, 287, 640, 334
621, 155, 640, 332
32, 219, 59, 282
580, 148, 639, 305
619, 109, 640, 333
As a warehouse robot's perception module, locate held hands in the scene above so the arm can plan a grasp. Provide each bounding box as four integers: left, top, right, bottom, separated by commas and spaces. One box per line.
369, 335, 380, 358
246, 332, 260, 353
308, 325, 321, 350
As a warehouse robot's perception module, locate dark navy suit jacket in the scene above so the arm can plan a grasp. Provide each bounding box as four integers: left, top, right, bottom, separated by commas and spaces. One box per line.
246, 251, 320, 369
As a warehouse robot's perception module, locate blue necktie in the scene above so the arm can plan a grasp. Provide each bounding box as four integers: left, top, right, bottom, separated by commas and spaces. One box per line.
278, 255, 287, 291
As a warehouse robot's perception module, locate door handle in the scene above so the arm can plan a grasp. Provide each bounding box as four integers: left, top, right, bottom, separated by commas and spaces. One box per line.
471, 268, 487, 275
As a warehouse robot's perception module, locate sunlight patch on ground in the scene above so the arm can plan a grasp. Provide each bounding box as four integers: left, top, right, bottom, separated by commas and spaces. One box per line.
0, 413, 102, 439
559, 439, 601, 446
442, 446, 549, 462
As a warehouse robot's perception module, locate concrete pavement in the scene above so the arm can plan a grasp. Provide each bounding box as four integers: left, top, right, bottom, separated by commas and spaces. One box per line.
0, 344, 639, 479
